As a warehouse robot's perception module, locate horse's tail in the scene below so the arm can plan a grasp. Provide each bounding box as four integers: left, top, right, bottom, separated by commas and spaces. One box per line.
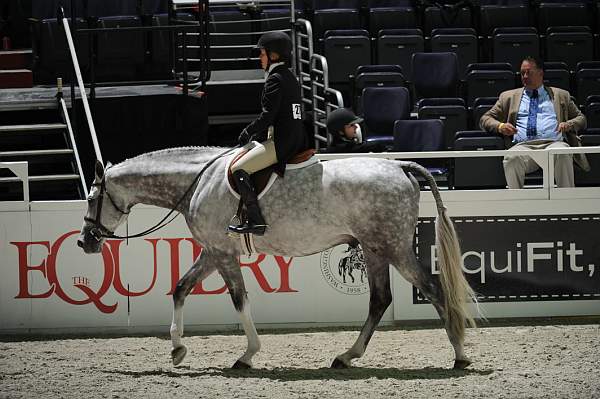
401, 162, 477, 341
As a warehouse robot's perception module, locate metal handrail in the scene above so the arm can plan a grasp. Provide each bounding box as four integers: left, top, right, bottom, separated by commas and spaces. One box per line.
58, 6, 103, 164
293, 18, 344, 150
310, 54, 344, 149
57, 78, 88, 198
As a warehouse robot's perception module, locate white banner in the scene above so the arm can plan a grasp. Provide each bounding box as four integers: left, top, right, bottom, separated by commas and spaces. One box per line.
1, 198, 599, 334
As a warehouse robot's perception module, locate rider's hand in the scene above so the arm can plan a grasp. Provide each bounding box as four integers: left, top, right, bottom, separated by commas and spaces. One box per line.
238, 129, 251, 146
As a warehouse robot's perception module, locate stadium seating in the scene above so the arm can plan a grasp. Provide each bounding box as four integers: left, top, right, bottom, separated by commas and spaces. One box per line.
479, 0, 530, 38
412, 52, 460, 100
324, 30, 371, 85
430, 28, 478, 79
545, 26, 593, 72
492, 27, 540, 72
417, 97, 468, 150
453, 130, 507, 189
352, 65, 406, 112
466, 64, 515, 108
367, 0, 417, 37
361, 86, 411, 148
376, 29, 424, 82
422, 4, 472, 37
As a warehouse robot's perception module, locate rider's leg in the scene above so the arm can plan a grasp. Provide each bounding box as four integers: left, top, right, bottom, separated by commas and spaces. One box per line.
229, 140, 277, 235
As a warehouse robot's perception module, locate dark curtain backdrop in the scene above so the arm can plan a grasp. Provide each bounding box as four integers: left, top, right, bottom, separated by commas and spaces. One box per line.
32, 0, 168, 18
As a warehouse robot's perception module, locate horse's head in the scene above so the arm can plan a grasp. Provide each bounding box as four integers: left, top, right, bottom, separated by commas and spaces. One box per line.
77, 160, 129, 253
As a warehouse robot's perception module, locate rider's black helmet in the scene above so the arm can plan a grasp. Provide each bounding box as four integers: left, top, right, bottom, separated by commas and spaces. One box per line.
255, 31, 292, 63
326, 108, 363, 135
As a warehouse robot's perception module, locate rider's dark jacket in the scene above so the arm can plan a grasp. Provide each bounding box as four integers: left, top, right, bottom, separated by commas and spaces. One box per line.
244, 63, 308, 175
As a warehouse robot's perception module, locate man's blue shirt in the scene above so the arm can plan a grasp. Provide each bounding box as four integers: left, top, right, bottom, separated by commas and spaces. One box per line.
514, 86, 560, 143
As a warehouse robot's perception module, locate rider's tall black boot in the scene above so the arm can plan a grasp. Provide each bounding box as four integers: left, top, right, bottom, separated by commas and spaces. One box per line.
228, 170, 268, 235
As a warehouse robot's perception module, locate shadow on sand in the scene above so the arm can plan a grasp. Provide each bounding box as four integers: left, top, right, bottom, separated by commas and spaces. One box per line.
104, 365, 494, 382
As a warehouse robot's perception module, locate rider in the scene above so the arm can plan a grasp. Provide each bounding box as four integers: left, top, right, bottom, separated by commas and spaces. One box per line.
229, 31, 308, 236
321, 108, 386, 153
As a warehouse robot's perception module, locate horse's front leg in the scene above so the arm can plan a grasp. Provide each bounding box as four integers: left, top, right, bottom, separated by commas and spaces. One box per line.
171, 251, 217, 366
218, 256, 261, 369
332, 249, 391, 368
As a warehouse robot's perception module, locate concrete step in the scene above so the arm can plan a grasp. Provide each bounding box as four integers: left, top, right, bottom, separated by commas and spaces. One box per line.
0, 174, 80, 183
0, 49, 32, 70
0, 69, 33, 89
0, 149, 74, 157
0, 123, 67, 133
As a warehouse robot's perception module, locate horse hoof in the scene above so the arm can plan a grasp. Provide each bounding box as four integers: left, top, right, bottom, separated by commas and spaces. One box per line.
453, 358, 472, 370
232, 360, 251, 369
331, 357, 349, 369
171, 345, 188, 366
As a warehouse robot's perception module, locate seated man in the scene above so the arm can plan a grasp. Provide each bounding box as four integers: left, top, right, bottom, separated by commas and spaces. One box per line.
320, 108, 385, 154
480, 56, 589, 189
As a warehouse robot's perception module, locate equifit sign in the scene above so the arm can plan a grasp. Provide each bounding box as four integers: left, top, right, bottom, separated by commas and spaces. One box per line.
415, 215, 600, 303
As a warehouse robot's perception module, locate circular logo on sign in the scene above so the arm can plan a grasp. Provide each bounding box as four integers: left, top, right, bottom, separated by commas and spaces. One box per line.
320, 244, 369, 295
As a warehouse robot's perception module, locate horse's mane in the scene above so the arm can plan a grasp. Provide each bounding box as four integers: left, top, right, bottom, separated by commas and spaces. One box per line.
112, 146, 231, 167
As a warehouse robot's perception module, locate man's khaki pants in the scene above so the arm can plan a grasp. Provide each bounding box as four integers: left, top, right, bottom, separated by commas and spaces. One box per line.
503, 139, 573, 189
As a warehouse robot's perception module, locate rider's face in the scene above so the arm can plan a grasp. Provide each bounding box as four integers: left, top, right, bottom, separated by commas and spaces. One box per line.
259, 49, 281, 71
259, 49, 268, 70
343, 123, 358, 140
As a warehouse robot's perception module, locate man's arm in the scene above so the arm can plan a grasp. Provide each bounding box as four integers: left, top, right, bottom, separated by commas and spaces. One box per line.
480, 93, 516, 136
480, 95, 505, 133
559, 94, 586, 133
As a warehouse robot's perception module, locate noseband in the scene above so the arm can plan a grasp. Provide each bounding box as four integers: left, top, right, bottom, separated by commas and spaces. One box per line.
84, 178, 130, 241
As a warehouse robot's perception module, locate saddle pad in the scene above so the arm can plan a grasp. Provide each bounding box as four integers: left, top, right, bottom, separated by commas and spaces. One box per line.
225, 144, 318, 200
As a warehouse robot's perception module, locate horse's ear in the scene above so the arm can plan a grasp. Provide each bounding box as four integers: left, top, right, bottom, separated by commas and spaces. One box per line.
95, 160, 105, 181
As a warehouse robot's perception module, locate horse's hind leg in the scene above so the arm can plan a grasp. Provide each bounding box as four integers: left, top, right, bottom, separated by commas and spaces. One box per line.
332, 249, 391, 368
170, 252, 217, 366
391, 249, 471, 369
217, 257, 261, 369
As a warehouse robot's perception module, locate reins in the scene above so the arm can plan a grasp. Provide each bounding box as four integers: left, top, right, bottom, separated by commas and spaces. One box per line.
93, 146, 239, 240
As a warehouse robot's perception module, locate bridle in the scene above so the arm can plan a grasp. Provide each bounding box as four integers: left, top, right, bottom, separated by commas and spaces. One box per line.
83, 146, 239, 241
84, 177, 130, 241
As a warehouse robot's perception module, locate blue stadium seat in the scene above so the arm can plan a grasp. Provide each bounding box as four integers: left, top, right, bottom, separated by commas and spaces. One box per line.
466, 69, 515, 108
492, 27, 540, 72
376, 29, 424, 82
417, 98, 468, 150
412, 52, 460, 100
422, 4, 473, 37
361, 86, 411, 148
575, 129, 600, 187
576, 68, 600, 108
352, 65, 406, 112
430, 28, 478, 79
367, 0, 416, 37
537, 2, 591, 33
393, 119, 445, 152
453, 130, 507, 189
324, 30, 371, 84
545, 26, 593, 72
479, 0, 530, 38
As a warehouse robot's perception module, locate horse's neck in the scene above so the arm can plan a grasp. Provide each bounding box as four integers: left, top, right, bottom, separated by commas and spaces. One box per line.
108, 149, 223, 210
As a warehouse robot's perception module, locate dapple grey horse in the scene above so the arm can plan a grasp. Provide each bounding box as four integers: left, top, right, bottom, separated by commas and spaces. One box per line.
77, 146, 476, 370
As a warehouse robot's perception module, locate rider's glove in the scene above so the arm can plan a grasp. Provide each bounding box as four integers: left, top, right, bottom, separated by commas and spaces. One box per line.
238, 129, 251, 146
